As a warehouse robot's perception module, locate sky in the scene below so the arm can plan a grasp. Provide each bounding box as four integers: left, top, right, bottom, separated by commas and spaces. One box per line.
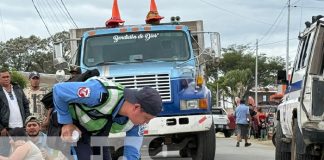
1, 0, 324, 63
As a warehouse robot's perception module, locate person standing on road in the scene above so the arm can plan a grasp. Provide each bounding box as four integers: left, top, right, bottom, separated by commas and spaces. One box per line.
52, 77, 162, 160
234, 99, 252, 147
0, 68, 30, 156
24, 71, 49, 131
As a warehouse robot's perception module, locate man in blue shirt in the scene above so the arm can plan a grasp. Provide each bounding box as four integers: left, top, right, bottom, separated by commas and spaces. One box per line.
234, 98, 252, 147
52, 77, 162, 160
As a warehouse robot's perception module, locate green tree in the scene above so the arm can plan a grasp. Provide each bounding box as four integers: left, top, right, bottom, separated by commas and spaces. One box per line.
208, 69, 252, 107
0, 31, 70, 74
11, 70, 28, 89
206, 44, 285, 106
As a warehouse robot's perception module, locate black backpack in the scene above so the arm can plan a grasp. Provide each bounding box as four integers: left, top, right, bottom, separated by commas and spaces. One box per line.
41, 69, 100, 153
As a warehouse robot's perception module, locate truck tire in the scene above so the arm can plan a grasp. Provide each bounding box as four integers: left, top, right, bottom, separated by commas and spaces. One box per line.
291, 119, 297, 160
275, 122, 291, 160
272, 132, 276, 146
111, 147, 123, 160
191, 124, 216, 160
292, 118, 319, 160
148, 137, 163, 157
179, 148, 189, 158
223, 130, 232, 138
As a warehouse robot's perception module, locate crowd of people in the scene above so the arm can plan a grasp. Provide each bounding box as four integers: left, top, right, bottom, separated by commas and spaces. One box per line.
0, 67, 163, 160
0, 68, 71, 160
234, 96, 272, 147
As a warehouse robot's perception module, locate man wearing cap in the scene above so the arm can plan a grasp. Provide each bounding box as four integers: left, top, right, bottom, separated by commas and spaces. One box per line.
52, 76, 162, 160
24, 71, 49, 130
25, 115, 68, 160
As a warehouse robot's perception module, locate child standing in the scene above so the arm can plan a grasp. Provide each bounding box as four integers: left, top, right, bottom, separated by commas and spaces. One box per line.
259, 119, 268, 141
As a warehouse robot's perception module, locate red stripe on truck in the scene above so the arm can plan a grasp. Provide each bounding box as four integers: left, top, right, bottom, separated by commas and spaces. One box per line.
199, 116, 207, 124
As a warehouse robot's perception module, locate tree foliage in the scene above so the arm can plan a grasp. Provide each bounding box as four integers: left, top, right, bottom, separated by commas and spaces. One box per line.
11, 70, 28, 89
206, 44, 285, 106
0, 31, 70, 74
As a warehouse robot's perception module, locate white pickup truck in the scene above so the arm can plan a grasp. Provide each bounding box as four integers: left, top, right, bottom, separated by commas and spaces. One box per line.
212, 107, 234, 137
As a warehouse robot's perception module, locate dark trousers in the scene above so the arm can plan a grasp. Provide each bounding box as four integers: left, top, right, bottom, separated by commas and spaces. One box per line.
72, 136, 111, 160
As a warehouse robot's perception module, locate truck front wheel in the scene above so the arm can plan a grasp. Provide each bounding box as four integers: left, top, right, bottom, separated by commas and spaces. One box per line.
191, 124, 216, 160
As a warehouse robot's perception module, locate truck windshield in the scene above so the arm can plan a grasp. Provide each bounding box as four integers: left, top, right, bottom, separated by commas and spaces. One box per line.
83, 31, 190, 67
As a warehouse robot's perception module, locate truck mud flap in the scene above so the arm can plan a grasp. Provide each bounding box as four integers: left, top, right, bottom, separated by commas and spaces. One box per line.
275, 122, 291, 160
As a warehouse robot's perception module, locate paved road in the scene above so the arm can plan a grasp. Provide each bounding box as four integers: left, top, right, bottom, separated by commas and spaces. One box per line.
214, 136, 275, 160
140, 135, 275, 160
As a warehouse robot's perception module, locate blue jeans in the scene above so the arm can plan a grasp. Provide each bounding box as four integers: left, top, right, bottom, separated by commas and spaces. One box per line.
260, 129, 267, 140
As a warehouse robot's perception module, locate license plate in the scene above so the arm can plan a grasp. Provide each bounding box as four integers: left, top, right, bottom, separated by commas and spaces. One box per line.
217, 125, 223, 128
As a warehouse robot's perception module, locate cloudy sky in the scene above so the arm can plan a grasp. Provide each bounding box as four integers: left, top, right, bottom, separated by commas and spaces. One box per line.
1, 0, 324, 62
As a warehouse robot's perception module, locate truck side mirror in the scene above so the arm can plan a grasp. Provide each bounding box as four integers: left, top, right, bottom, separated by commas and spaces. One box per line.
210, 32, 221, 58
277, 70, 288, 85
53, 42, 69, 70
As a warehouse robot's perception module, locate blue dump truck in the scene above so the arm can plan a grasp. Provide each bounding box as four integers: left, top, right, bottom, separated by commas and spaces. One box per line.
53, 1, 220, 159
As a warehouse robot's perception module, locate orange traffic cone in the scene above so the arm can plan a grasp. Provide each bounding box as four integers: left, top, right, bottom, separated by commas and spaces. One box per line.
105, 0, 125, 28
146, 0, 164, 24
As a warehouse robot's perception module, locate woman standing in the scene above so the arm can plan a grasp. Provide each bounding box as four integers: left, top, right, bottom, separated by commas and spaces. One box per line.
0, 127, 44, 160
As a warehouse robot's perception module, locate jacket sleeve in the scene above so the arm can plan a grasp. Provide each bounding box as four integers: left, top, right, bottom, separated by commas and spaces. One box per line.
0, 122, 4, 131
22, 90, 31, 118
123, 125, 144, 160
53, 80, 106, 124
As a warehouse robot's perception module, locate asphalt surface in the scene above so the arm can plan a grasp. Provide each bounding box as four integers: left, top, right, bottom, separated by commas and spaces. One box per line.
140, 133, 275, 160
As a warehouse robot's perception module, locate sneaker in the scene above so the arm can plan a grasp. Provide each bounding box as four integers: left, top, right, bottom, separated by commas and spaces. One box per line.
245, 143, 251, 147
236, 142, 240, 147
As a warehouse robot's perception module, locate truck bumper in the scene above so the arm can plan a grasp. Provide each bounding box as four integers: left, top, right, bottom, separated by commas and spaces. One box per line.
302, 121, 324, 144
143, 115, 213, 136
215, 124, 230, 131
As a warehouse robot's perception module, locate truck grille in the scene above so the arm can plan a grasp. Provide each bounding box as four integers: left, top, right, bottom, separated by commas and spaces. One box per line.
108, 74, 171, 101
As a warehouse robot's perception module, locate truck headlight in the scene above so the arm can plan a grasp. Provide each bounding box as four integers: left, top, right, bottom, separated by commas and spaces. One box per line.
180, 99, 208, 110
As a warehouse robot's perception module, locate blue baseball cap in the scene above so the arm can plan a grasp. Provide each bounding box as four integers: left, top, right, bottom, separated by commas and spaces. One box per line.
124, 86, 162, 116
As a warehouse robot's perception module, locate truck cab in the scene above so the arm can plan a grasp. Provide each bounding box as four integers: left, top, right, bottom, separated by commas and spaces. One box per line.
79, 23, 218, 159
276, 15, 324, 160
51, 18, 221, 159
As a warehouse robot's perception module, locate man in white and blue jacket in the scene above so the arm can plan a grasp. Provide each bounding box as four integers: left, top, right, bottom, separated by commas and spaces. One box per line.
53, 76, 162, 160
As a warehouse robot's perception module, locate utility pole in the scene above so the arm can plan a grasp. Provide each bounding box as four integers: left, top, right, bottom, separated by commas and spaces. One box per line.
286, 0, 290, 78
255, 39, 258, 107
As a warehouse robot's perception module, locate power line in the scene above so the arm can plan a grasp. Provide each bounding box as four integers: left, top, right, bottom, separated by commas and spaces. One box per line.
35, 0, 61, 32
295, 6, 324, 9
258, 6, 286, 43
60, 0, 78, 28
31, 0, 53, 39
298, 0, 303, 33
44, 0, 67, 31
0, 9, 6, 41
292, 0, 302, 5
199, 0, 276, 26
53, 0, 74, 28
251, 38, 298, 47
